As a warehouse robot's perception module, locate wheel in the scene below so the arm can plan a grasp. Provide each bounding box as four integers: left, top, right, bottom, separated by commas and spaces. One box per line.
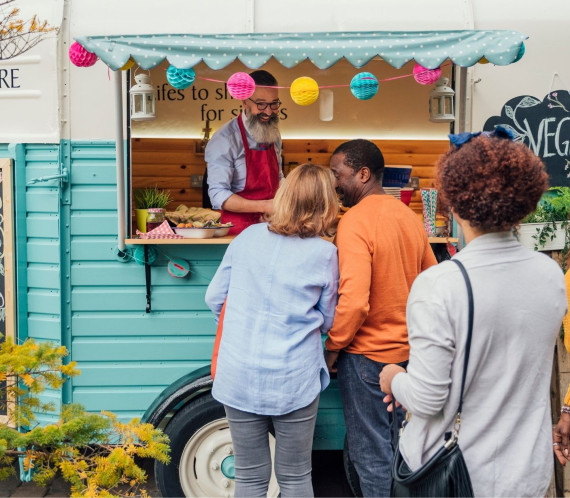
155, 392, 279, 497
343, 435, 362, 497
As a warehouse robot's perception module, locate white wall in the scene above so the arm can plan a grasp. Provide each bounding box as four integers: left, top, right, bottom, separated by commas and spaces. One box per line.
3, 0, 568, 142
470, 0, 570, 130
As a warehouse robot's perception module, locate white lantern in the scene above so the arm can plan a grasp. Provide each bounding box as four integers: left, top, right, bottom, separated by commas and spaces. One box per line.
429, 77, 455, 123
130, 73, 156, 121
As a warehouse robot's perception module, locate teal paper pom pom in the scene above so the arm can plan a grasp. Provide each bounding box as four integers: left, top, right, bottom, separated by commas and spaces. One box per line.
167, 66, 196, 90
133, 246, 157, 266
350, 72, 379, 100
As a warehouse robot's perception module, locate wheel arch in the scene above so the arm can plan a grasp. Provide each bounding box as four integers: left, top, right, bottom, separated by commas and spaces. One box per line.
141, 365, 213, 427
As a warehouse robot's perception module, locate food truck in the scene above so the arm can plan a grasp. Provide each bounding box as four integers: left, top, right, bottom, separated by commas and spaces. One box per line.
1, 0, 569, 495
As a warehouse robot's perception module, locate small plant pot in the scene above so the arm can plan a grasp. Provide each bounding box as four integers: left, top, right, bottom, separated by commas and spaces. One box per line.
135, 209, 149, 233
517, 222, 566, 251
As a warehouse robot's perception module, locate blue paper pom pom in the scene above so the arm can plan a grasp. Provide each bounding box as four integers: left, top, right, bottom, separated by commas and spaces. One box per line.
166, 66, 196, 90
350, 72, 379, 100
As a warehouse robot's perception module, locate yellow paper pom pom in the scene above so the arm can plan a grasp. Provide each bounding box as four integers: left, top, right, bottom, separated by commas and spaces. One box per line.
478, 57, 489, 65
290, 77, 319, 106
119, 57, 135, 71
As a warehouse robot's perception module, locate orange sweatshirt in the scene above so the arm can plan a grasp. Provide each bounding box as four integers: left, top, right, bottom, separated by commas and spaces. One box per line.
325, 194, 437, 363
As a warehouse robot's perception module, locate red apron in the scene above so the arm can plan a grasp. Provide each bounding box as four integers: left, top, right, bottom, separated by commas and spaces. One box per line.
220, 114, 280, 235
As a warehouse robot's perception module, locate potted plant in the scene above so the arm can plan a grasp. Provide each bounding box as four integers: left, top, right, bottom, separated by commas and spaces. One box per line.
133, 187, 173, 233
518, 186, 570, 263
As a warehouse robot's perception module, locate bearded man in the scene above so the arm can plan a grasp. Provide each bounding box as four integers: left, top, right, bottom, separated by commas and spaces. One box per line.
205, 70, 283, 235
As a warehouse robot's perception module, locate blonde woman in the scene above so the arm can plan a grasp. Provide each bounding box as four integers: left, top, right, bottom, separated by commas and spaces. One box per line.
205, 163, 339, 497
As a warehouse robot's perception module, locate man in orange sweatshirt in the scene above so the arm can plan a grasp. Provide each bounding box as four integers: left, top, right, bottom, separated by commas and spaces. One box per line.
325, 139, 437, 497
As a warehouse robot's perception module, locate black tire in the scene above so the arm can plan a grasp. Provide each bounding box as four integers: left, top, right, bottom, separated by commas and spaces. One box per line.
154, 393, 229, 497
343, 435, 363, 497
154, 393, 279, 497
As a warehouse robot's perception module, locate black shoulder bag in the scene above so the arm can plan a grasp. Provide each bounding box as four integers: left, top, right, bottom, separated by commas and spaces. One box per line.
390, 259, 475, 497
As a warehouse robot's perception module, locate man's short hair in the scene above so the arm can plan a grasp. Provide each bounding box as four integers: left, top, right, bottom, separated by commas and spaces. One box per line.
333, 139, 385, 181
249, 70, 278, 87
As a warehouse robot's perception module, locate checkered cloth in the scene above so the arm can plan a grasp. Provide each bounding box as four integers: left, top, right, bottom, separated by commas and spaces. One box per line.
136, 220, 183, 239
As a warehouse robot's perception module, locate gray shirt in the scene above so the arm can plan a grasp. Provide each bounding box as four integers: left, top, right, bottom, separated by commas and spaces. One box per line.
204, 113, 283, 210
392, 232, 567, 497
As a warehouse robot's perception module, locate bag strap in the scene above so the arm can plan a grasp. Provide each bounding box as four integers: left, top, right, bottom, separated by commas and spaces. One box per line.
451, 259, 474, 416
389, 258, 474, 442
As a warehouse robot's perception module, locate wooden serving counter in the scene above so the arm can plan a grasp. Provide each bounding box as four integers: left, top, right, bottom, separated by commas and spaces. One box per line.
125, 236, 457, 245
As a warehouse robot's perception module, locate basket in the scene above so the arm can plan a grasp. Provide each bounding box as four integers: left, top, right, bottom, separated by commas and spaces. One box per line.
383, 165, 413, 188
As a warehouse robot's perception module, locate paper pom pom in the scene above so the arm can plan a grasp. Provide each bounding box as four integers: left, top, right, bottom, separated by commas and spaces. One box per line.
227, 72, 256, 100
133, 246, 157, 266
413, 64, 442, 85
478, 57, 489, 64
119, 57, 135, 71
69, 41, 97, 67
167, 258, 190, 278
513, 42, 525, 63
166, 65, 196, 90
290, 77, 319, 106
350, 72, 379, 100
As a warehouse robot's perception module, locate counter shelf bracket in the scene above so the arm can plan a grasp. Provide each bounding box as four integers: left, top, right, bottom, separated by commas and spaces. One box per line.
145, 245, 152, 313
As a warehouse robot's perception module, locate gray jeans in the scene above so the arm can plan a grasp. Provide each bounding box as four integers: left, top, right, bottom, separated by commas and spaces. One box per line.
224, 395, 319, 497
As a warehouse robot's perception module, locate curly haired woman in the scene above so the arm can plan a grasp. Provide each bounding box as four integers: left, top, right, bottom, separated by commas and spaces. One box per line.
380, 129, 567, 497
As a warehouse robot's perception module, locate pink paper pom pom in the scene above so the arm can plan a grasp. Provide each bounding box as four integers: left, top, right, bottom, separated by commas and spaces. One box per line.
227, 72, 256, 100
413, 64, 442, 85
69, 41, 97, 67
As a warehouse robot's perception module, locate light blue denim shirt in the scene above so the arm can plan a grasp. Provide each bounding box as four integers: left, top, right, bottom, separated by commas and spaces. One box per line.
204, 113, 283, 209
206, 223, 338, 415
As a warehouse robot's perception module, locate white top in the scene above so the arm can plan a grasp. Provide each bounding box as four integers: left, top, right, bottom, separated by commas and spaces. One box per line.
392, 232, 567, 497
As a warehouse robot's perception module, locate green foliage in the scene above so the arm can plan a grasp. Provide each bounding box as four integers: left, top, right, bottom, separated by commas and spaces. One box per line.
0, 338, 170, 497
133, 187, 172, 209
521, 186, 570, 270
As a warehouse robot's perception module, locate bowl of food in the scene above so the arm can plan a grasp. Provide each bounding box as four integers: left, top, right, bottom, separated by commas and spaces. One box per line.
174, 225, 217, 239
213, 223, 233, 237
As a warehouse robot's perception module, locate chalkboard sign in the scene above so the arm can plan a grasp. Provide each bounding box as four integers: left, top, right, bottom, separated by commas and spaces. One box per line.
484, 90, 570, 187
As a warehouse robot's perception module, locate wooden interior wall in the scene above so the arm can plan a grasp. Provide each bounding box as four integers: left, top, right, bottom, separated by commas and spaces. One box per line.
131, 138, 450, 215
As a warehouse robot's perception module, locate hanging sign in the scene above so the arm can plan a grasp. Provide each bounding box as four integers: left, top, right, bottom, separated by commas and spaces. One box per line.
483, 90, 570, 186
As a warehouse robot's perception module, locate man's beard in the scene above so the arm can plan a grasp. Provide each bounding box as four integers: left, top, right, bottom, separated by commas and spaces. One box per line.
245, 112, 280, 144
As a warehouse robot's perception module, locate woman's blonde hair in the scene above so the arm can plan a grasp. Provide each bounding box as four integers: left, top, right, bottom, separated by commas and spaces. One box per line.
268, 163, 339, 238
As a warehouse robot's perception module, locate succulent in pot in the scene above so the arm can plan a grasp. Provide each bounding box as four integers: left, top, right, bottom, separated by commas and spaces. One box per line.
133, 187, 173, 232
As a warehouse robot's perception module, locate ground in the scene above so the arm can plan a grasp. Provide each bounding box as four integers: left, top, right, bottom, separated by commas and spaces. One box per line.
0, 451, 353, 497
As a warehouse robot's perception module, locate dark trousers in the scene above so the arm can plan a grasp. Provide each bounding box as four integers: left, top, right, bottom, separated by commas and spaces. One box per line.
337, 351, 407, 497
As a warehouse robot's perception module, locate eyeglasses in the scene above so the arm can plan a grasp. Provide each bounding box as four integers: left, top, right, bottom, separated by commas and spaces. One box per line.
248, 99, 282, 111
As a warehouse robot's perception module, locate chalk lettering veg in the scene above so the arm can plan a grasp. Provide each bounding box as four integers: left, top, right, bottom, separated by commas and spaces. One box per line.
484, 90, 570, 187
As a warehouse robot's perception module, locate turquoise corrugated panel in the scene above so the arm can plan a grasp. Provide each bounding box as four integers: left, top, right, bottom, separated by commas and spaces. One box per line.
71, 143, 116, 160
73, 387, 163, 413
26, 214, 59, 238
27, 240, 60, 264
71, 262, 218, 286
24, 145, 59, 164
26, 190, 60, 213
28, 314, 62, 340
27, 264, 60, 288
73, 362, 208, 387
70, 162, 117, 185
71, 286, 211, 312
70, 212, 117, 235
72, 187, 117, 210
72, 336, 214, 362
28, 290, 60, 314
71, 236, 118, 262
71, 311, 216, 336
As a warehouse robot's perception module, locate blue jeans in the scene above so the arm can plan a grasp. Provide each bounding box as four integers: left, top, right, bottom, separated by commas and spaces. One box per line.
337, 351, 407, 497
224, 396, 319, 498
